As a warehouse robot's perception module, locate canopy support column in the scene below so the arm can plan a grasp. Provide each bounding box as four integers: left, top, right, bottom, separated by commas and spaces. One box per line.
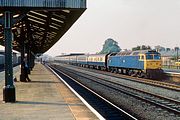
20, 25, 26, 82
3, 11, 16, 102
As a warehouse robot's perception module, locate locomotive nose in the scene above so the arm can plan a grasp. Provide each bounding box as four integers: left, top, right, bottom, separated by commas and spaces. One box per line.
146, 61, 161, 69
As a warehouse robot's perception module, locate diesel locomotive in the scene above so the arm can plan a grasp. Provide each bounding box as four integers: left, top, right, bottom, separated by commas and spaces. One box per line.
54, 50, 163, 79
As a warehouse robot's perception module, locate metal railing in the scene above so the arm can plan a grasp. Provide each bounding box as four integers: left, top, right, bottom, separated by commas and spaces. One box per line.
162, 65, 180, 70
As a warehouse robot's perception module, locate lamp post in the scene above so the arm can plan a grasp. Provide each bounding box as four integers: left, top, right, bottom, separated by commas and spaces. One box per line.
175, 47, 179, 69
176, 47, 179, 61
177, 48, 179, 69
177, 49, 179, 61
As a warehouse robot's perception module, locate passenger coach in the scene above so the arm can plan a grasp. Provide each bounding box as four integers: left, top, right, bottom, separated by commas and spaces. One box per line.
54, 50, 163, 79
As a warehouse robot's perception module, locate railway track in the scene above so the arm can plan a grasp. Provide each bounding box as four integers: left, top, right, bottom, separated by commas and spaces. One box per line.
48, 65, 137, 120
57, 63, 180, 91
51, 64, 180, 116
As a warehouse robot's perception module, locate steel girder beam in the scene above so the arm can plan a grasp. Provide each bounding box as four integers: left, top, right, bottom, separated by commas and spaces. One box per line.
0, 0, 86, 54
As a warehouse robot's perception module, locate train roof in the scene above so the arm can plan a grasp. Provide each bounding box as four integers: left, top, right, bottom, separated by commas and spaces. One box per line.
56, 53, 85, 57
115, 50, 159, 56
88, 54, 107, 56
0, 50, 20, 54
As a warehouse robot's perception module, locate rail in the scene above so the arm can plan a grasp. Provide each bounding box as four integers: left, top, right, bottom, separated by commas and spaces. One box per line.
52, 64, 180, 115
48, 64, 137, 120
56, 63, 180, 91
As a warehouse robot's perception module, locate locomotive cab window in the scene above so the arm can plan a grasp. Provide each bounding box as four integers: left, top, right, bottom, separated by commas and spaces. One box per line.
146, 54, 153, 59
154, 54, 161, 60
146, 53, 160, 60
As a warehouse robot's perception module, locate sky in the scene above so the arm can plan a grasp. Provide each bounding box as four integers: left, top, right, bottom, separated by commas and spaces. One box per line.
39, 0, 180, 56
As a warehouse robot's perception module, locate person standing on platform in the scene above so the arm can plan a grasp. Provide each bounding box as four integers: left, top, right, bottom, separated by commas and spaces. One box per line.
24, 59, 31, 82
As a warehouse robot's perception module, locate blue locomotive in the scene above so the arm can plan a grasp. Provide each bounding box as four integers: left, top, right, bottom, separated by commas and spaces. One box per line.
107, 50, 162, 79
54, 50, 163, 79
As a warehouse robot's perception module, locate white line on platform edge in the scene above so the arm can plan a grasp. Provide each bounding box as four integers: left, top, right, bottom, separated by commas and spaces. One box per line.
47, 64, 138, 120
47, 65, 106, 120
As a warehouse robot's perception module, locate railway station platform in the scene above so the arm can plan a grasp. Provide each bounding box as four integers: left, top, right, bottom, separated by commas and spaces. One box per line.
0, 63, 98, 120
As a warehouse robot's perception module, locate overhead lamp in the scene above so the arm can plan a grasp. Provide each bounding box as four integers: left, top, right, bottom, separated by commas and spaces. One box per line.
28, 18, 45, 25
51, 32, 57, 35
53, 13, 66, 19
17, 28, 21, 34
52, 22, 61, 27
13, 14, 19, 18
27, 14, 46, 22
51, 18, 64, 23
62, 10, 70, 13
12, 27, 17, 30
49, 25, 58, 30
30, 11, 47, 17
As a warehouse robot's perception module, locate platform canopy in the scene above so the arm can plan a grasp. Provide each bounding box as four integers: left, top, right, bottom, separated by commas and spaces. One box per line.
0, 0, 86, 54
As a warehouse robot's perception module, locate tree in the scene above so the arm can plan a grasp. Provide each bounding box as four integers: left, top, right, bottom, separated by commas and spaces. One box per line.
166, 48, 171, 51
99, 38, 121, 54
155, 45, 165, 52
132, 45, 141, 51
174, 47, 179, 51
132, 45, 151, 51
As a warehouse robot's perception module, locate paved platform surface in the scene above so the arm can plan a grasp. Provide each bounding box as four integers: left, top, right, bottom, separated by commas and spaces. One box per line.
0, 63, 98, 120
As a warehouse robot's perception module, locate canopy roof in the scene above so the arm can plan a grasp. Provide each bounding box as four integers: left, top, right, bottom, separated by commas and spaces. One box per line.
0, 0, 86, 54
